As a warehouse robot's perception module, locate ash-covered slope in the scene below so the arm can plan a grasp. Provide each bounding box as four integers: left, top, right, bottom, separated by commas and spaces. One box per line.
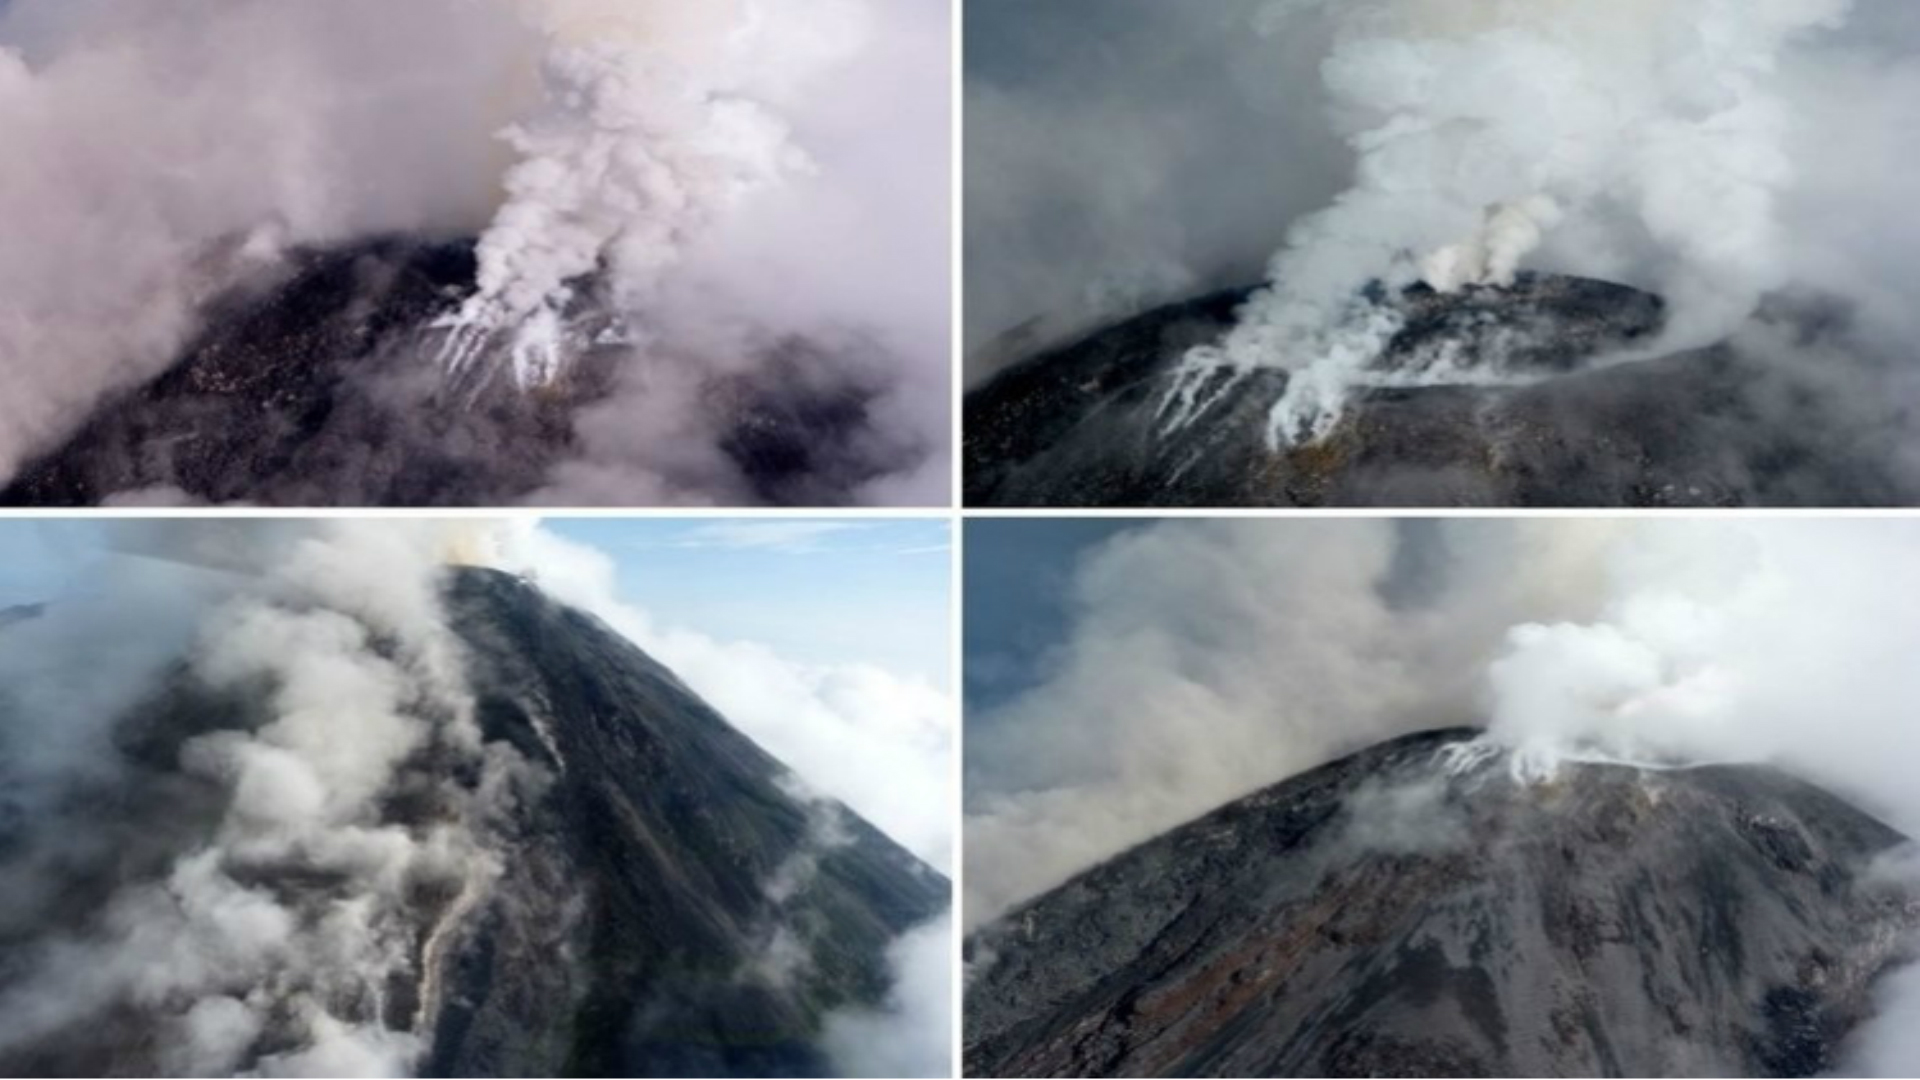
0, 567, 947, 1077
964, 729, 1917, 1078
0, 239, 903, 508
965, 275, 1901, 508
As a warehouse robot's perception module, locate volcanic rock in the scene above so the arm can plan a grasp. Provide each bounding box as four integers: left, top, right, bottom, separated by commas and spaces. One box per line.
0, 239, 906, 507
965, 275, 1902, 508
963, 729, 1917, 1078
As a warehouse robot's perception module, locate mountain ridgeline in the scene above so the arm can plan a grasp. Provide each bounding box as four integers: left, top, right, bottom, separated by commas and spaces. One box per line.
966, 275, 1903, 508
964, 729, 1919, 1078
0, 567, 947, 1077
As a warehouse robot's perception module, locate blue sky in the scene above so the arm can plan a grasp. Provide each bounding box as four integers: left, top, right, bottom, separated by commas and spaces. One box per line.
0, 519, 951, 686
963, 518, 1149, 713
545, 518, 952, 686
0, 520, 104, 606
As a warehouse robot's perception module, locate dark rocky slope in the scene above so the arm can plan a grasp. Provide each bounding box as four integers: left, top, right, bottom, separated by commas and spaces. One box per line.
964, 729, 1917, 1078
0, 239, 907, 507
966, 276, 1903, 508
432, 569, 947, 1077
0, 567, 947, 1077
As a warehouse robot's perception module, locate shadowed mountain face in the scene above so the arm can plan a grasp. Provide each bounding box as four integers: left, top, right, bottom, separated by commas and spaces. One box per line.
964, 730, 1918, 1079
0, 239, 906, 508
0, 568, 947, 1078
433, 569, 947, 1077
965, 276, 1905, 508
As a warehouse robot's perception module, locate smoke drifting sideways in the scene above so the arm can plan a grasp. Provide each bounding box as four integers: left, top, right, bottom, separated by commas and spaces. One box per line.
0, 0, 950, 506
0, 519, 954, 1078
963, 518, 1920, 1072
967, 0, 1920, 463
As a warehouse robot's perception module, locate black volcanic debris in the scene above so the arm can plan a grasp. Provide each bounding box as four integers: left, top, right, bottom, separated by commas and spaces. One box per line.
0, 568, 947, 1078
0, 239, 574, 507
965, 275, 1904, 508
964, 730, 1919, 1079
0, 238, 920, 507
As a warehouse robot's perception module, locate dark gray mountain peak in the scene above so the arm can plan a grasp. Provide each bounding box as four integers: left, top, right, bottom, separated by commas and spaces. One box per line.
964, 729, 1917, 1078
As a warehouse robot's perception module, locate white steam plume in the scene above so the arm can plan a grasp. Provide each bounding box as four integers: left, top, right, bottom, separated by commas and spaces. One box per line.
1150, 0, 1851, 445
438, 1, 865, 390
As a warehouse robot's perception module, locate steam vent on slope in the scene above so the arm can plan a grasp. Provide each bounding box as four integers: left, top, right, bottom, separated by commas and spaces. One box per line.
964, 276, 1898, 509
964, 730, 1920, 1079
0, 239, 913, 508
0, 567, 948, 1077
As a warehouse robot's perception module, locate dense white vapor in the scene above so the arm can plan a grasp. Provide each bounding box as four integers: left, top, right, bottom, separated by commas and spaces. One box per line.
0, 0, 948, 505
822, 913, 955, 1078
0, 522, 528, 1077
1173, 0, 1852, 445
439, 0, 863, 390
965, 517, 1920, 1070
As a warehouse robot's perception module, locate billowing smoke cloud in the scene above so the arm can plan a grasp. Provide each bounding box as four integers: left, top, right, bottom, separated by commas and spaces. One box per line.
1183, 0, 1853, 445
0, 0, 948, 505
965, 518, 1920, 1070
821, 912, 955, 1078
0, 521, 531, 1076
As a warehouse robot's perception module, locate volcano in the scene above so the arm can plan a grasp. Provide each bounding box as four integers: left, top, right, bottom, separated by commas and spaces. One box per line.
0, 566, 948, 1077
963, 729, 1918, 1078
964, 275, 1901, 508
0, 239, 907, 508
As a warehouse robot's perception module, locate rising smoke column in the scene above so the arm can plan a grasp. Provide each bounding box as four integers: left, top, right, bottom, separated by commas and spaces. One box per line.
1163, 0, 1851, 447
439, 0, 868, 390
